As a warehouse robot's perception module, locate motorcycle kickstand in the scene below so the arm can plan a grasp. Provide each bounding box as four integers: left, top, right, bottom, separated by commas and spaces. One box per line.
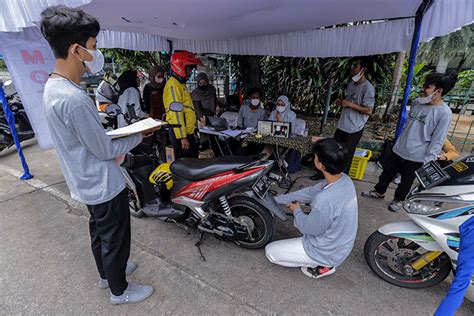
168, 218, 189, 231
195, 231, 207, 262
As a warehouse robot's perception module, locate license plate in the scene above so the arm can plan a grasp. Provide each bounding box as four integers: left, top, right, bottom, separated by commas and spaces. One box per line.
252, 175, 271, 199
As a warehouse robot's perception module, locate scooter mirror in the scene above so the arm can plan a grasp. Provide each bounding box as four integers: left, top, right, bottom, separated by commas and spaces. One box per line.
2, 80, 17, 96
169, 102, 184, 112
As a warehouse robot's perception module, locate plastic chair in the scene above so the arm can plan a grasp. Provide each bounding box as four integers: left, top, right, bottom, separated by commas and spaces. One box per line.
220, 111, 239, 128
293, 118, 307, 136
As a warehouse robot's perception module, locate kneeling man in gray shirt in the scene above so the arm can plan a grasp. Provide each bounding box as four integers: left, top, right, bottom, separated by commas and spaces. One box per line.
266, 139, 358, 279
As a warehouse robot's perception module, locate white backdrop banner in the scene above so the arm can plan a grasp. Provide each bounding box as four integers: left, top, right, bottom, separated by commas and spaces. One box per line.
0, 27, 55, 148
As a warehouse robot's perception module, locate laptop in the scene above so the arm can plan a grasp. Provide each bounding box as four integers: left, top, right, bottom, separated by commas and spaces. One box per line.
257, 120, 291, 138
208, 116, 229, 131
257, 120, 273, 136
272, 121, 291, 138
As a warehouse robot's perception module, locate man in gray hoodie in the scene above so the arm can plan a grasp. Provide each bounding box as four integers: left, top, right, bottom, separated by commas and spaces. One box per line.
41, 6, 155, 304
362, 71, 457, 212
265, 139, 358, 279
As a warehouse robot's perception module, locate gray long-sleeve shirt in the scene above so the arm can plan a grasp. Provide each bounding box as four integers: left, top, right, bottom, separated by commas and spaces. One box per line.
393, 100, 452, 163
275, 174, 358, 267
44, 77, 142, 205
237, 103, 267, 128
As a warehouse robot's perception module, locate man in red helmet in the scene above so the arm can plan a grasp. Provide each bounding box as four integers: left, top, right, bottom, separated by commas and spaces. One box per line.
163, 50, 202, 159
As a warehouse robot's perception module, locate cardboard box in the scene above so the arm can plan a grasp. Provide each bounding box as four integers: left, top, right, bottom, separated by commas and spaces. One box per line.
165, 146, 175, 163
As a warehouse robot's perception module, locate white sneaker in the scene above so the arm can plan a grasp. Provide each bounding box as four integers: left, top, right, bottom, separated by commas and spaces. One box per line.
393, 174, 401, 185
110, 283, 154, 305
388, 200, 403, 212
99, 261, 138, 289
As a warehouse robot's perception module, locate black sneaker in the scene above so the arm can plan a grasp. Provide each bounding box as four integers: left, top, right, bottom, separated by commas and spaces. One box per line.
300, 266, 336, 279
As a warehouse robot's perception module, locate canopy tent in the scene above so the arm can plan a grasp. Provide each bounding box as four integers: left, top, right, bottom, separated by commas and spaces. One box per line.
0, 0, 472, 153
1, 0, 472, 57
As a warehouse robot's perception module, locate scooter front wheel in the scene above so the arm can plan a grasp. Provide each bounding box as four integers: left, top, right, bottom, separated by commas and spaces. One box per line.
364, 231, 452, 288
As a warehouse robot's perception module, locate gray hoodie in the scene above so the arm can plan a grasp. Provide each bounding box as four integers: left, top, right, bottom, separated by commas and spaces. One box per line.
393, 100, 452, 163
44, 77, 142, 205
275, 174, 358, 267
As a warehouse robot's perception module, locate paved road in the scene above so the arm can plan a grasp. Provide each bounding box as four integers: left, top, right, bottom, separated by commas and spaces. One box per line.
1, 140, 473, 315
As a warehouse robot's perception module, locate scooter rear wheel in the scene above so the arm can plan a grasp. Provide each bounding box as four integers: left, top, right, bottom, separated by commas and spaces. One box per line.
228, 196, 275, 249
364, 231, 452, 288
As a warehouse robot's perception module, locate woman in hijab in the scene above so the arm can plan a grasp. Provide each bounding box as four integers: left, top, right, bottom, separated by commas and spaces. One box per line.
117, 70, 144, 127
261, 95, 298, 161
269, 95, 297, 128
143, 65, 166, 120
191, 72, 217, 119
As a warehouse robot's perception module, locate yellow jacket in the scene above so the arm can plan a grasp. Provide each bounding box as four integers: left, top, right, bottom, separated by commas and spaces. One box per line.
163, 76, 196, 139
440, 138, 459, 161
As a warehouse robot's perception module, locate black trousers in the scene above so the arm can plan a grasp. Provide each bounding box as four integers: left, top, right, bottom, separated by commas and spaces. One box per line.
169, 131, 199, 159
86, 189, 130, 296
374, 152, 423, 201
334, 128, 364, 174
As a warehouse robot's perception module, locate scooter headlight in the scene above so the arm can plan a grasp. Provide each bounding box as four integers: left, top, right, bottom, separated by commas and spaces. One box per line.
403, 200, 441, 215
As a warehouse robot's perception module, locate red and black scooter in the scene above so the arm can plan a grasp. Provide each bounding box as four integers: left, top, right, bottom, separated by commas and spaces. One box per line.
112, 101, 287, 249
129, 156, 288, 249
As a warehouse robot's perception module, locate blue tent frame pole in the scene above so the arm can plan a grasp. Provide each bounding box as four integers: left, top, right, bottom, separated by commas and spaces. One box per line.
0, 86, 33, 180
394, 16, 424, 139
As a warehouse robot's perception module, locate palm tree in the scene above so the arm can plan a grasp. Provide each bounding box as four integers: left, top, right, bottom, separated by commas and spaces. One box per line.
418, 23, 473, 72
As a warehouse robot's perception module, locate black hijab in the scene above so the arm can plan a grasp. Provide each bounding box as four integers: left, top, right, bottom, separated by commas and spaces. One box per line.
117, 70, 138, 95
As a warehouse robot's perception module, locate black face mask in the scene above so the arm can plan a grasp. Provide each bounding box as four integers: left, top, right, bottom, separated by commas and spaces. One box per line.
198, 85, 208, 90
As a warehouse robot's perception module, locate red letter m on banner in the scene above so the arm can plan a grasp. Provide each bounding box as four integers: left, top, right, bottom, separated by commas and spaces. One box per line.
21, 50, 45, 65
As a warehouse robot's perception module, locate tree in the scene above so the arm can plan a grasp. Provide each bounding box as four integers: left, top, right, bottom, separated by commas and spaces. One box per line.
383, 51, 405, 120
257, 54, 396, 114
103, 49, 169, 73
229, 55, 263, 97
418, 23, 473, 72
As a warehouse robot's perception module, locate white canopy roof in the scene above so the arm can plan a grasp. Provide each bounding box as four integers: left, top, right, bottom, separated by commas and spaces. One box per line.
1, 0, 473, 57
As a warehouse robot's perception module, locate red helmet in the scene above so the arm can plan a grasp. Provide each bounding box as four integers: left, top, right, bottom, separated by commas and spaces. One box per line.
170, 50, 203, 79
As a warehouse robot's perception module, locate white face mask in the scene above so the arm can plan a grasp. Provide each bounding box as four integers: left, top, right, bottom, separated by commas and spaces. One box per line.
78, 46, 104, 74
351, 69, 364, 82
156, 78, 164, 84
250, 99, 260, 107
416, 92, 436, 104
276, 105, 286, 113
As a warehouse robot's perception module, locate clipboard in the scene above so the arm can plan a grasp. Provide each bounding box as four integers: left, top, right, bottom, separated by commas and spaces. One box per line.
106, 118, 166, 139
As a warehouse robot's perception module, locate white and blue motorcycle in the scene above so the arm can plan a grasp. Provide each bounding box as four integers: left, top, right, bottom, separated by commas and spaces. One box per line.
365, 156, 474, 302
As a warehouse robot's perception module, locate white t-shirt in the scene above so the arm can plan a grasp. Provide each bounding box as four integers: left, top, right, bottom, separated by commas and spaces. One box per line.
117, 87, 144, 127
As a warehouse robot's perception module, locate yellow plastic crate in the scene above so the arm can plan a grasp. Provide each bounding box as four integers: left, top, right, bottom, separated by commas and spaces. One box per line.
349, 148, 372, 180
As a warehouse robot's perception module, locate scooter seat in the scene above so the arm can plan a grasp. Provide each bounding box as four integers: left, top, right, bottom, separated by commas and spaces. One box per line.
171, 156, 254, 180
